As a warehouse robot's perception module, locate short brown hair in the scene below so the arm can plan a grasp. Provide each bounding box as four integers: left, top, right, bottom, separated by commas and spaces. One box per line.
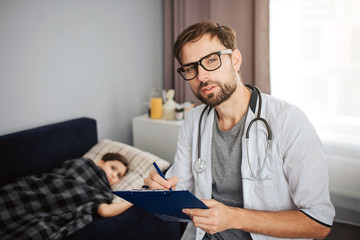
173, 21, 237, 65
102, 153, 128, 167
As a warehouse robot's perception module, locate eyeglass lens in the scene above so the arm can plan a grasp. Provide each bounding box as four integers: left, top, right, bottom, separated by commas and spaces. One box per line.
179, 53, 221, 80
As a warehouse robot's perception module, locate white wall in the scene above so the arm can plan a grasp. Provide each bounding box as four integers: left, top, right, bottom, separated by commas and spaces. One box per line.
0, 0, 163, 144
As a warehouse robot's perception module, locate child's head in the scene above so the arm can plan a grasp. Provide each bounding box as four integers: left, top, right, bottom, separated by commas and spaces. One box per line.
96, 153, 128, 186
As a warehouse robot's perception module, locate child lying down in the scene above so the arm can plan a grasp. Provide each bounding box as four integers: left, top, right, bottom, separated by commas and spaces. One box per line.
0, 153, 133, 240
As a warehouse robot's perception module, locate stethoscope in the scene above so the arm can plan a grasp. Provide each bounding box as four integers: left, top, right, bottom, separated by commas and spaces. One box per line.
194, 85, 273, 181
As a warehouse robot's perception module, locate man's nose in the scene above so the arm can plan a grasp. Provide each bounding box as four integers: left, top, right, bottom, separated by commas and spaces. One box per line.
196, 65, 209, 82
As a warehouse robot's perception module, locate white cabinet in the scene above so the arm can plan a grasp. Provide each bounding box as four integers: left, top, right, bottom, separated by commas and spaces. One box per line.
132, 115, 183, 163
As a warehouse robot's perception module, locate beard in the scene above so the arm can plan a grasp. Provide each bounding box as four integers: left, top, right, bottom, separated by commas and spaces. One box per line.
193, 73, 237, 108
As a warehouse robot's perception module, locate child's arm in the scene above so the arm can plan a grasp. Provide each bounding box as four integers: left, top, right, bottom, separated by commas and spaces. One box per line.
97, 201, 133, 217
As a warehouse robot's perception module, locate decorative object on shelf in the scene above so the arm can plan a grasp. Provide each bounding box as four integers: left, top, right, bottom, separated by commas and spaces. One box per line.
183, 101, 195, 118
175, 103, 184, 121
163, 89, 177, 120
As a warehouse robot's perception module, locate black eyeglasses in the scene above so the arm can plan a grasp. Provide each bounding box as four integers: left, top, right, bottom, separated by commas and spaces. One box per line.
177, 49, 233, 81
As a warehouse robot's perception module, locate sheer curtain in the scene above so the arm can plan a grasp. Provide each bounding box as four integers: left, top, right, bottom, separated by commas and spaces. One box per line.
163, 0, 270, 104
270, 0, 360, 145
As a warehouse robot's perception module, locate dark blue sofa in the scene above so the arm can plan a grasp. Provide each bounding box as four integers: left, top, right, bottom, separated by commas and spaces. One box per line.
0, 117, 183, 240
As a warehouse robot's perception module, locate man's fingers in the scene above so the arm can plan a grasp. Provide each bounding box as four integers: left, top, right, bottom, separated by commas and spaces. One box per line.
183, 208, 220, 234
182, 199, 219, 217
201, 199, 218, 207
144, 171, 167, 189
144, 170, 177, 190
167, 176, 179, 189
183, 208, 210, 217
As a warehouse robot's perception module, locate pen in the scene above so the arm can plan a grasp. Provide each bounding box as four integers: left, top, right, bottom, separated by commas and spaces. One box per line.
153, 162, 173, 191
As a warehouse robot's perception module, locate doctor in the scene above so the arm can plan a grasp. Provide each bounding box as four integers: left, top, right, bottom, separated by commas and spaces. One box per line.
144, 21, 335, 240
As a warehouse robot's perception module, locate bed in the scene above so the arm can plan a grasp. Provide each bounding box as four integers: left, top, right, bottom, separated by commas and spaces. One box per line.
0, 117, 183, 240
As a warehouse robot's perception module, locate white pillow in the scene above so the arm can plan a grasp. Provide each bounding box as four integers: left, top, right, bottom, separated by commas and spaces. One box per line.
84, 139, 171, 202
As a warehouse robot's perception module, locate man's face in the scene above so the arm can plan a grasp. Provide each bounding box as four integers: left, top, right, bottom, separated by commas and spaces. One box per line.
180, 34, 239, 107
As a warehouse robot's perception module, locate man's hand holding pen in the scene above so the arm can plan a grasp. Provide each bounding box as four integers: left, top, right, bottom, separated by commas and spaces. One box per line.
144, 162, 179, 190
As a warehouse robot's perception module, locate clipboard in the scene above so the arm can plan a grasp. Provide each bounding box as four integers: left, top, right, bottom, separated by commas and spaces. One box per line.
112, 190, 208, 222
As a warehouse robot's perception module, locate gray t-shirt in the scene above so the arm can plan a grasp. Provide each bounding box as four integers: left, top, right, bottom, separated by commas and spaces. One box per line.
205, 112, 252, 240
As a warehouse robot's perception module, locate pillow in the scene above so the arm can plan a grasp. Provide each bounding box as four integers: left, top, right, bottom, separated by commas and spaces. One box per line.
83, 139, 171, 202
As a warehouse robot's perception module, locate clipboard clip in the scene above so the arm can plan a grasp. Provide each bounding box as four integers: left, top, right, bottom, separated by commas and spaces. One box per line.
129, 186, 173, 195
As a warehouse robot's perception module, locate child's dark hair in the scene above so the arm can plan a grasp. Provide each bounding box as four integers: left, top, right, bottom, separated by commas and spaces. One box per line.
101, 153, 129, 170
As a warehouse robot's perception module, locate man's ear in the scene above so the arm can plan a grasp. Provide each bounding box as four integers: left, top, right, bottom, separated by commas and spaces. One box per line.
231, 49, 242, 72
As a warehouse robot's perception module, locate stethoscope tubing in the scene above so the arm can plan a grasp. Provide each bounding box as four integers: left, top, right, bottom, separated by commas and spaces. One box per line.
195, 85, 272, 181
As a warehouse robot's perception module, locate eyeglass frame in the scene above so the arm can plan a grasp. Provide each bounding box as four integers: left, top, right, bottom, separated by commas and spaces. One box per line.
176, 49, 233, 81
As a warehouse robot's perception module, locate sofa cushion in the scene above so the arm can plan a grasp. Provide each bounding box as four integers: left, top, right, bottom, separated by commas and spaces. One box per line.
0, 118, 97, 187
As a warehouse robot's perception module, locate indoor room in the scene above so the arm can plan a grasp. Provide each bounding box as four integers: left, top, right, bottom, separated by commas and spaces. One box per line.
0, 0, 359, 239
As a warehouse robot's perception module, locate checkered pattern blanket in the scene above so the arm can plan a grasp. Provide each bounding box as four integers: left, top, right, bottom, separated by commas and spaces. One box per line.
0, 158, 113, 240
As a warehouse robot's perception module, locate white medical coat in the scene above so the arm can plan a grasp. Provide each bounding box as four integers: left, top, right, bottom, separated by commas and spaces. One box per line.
165, 93, 335, 240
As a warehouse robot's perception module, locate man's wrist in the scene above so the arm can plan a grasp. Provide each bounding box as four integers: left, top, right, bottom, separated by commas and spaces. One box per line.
227, 206, 246, 230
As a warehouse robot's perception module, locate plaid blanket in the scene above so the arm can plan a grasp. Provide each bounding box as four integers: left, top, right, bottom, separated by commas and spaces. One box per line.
0, 158, 113, 240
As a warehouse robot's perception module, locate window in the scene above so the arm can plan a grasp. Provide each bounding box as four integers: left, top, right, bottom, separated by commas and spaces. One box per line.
270, 0, 360, 147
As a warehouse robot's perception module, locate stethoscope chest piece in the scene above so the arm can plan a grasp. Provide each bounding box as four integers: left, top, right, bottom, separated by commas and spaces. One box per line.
194, 85, 272, 181
194, 158, 207, 173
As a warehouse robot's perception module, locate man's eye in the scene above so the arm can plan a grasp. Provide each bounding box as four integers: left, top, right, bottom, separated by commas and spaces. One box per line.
184, 66, 195, 72
207, 58, 217, 64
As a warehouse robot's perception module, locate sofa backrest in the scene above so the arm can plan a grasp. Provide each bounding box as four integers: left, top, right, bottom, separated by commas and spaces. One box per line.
0, 117, 98, 187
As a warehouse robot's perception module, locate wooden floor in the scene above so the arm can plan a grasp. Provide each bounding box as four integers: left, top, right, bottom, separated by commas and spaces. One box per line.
322, 222, 360, 240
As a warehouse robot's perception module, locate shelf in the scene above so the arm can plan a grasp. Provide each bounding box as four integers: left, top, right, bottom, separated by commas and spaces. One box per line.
132, 115, 183, 163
